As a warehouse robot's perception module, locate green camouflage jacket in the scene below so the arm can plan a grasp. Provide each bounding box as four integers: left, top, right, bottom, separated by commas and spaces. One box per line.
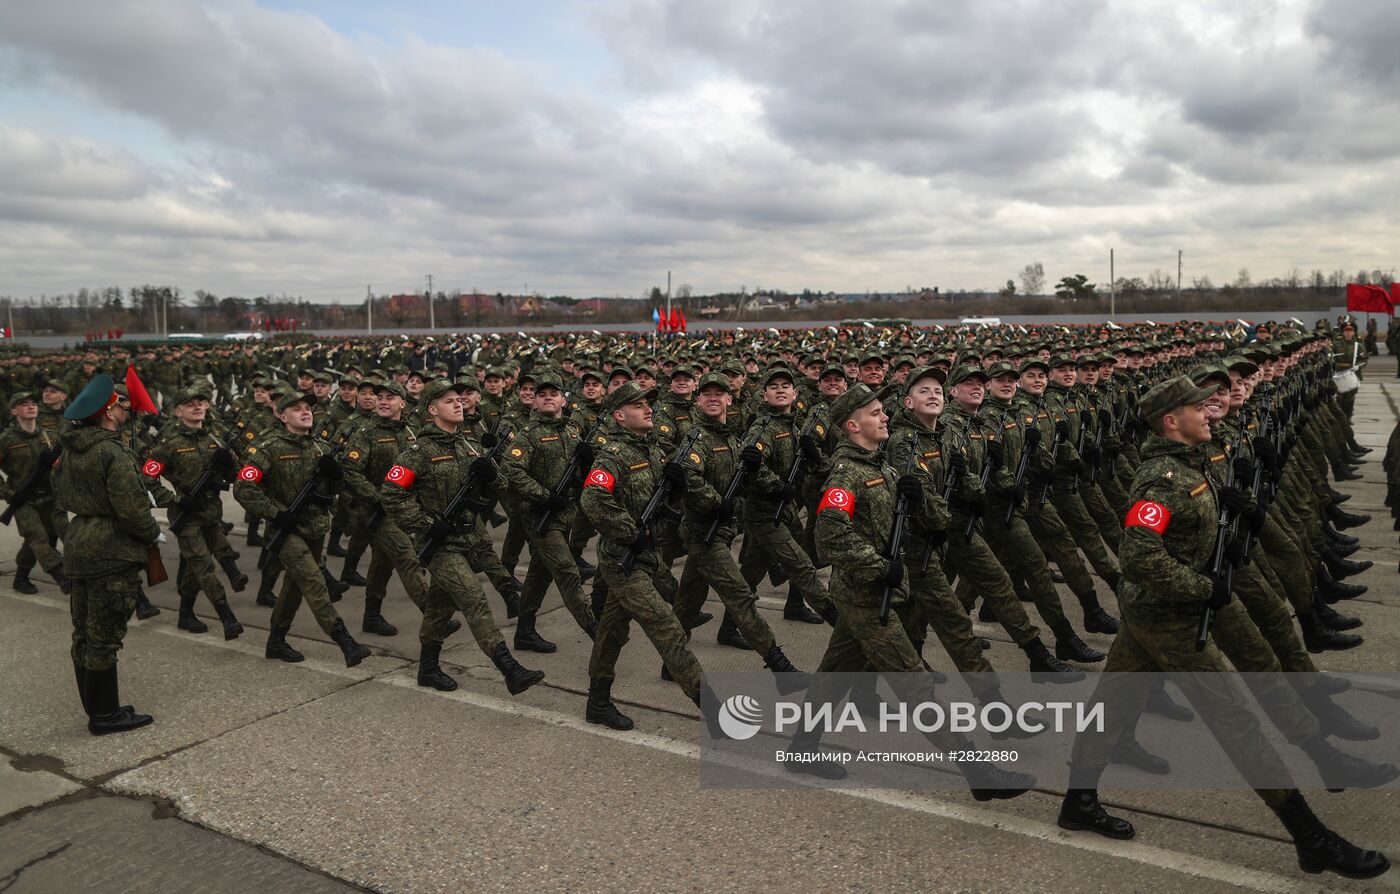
343, 415, 416, 518
380, 424, 495, 550
52, 425, 161, 578
677, 411, 779, 544
0, 423, 62, 501
141, 423, 232, 524
232, 429, 338, 542
500, 410, 583, 533
579, 427, 676, 568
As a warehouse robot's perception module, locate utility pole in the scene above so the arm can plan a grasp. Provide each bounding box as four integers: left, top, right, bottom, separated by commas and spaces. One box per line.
666, 270, 672, 336
426, 274, 435, 331
1109, 249, 1115, 322
366, 284, 373, 335
1177, 249, 1183, 299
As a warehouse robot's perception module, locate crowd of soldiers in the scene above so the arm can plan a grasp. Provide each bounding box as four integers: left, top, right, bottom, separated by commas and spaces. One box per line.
2, 311, 1393, 880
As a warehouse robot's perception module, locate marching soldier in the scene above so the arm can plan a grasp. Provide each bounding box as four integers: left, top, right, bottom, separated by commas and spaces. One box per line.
0, 390, 70, 595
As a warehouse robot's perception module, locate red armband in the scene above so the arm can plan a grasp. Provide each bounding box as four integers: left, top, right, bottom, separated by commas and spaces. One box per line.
585, 468, 615, 493
816, 487, 855, 518
384, 465, 416, 488
142, 459, 165, 478
1125, 500, 1170, 534
237, 464, 263, 483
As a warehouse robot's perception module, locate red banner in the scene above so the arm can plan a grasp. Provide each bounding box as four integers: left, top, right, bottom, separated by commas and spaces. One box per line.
125, 365, 160, 415
1345, 283, 1393, 314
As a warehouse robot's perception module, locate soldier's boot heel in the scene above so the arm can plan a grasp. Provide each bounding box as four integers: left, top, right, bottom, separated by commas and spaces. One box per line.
255, 570, 278, 607
491, 643, 544, 695
1144, 680, 1195, 721
782, 584, 823, 624
498, 576, 522, 619
84, 667, 153, 736
246, 518, 263, 547
265, 625, 304, 663
214, 601, 243, 641
340, 550, 367, 587
416, 641, 457, 691
762, 645, 810, 695
219, 557, 249, 593
1052, 625, 1105, 663
1272, 792, 1391, 878
1299, 608, 1363, 653
1110, 736, 1171, 774
574, 554, 596, 583
716, 613, 750, 650
330, 620, 372, 668
1316, 603, 1363, 631
585, 678, 633, 730
11, 567, 38, 595
322, 567, 349, 602
963, 760, 1036, 801
1057, 790, 1135, 839
1023, 640, 1085, 682
361, 597, 398, 637
177, 593, 209, 633
513, 613, 556, 653
1323, 549, 1372, 579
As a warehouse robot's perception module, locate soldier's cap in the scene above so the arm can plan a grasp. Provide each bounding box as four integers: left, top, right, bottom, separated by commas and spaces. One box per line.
1018, 357, 1050, 375
65, 374, 117, 421
608, 365, 635, 382
946, 364, 989, 388
578, 368, 604, 384
801, 354, 824, 368
373, 381, 408, 400
484, 366, 507, 379
670, 364, 698, 380
406, 369, 426, 382
602, 381, 658, 414
1048, 351, 1077, 369
1224, 355, 1259, 377
172, 385, 212, 405
367, 368, 388, 382
1187, 362, 1230, 390
533, 371, 566, 393
420, 378, 461, 406
858, 350, 885, 366
891, 354, 917, 370
276, 390, 316, 412
986, 360, 1018, 379
8, 390, 37, 406
312, 370, 334, 384
760, 366, 796, 389
829, 383, 891, 429
452, 373, 481, 393
696, 371, 733, 393
43, 379, 68, 394
1137, 375, 1218, 425
336, 371, 359, 386
819, 363, 847, 379
1074, 353, 1099, 368
904, 365, 947, 393
719, 361, 746, 377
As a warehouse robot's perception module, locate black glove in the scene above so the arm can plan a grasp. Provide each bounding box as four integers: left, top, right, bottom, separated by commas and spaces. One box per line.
1248, 505, 1267, 537
1231, 457, 1255, 486
1225, 535, 1247, 565
1251, 437, 1277, 471
712, 499, 736, 524
176, 494, 201, 514
1070, 457, 1088, 476
662, 461, 687, 492
427, 518, 454, 542
948, 450, 967, 479
469, 457, 498, 484
272, 509, 296, 530
986, 440, 1004, 469
627, 529, 654, 554
480, 430, 498, 450
777, 482, 797, 505
1024, 426, 1042, 449
799, 435, 823, 465
1054, 420, 1070, 440
317, 453, 344, 481
740, 445, 764, 467
307, 491, 335, 508
1217, 485, 1245, 518
1208, 572, 1232, 610
1082, 444, 1101, 466
1097, 408, 1111, 427
896, 474, 922, 503
541, 490, 570, 511
573, 442, 594, 469
1080, 409, 1094, 428
1008, 483, 1027, 507
926, 529, 948, 551
882, 558, 904, 589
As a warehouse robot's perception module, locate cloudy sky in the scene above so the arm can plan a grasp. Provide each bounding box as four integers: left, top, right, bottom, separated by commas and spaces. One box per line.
1, 0, 1396, 302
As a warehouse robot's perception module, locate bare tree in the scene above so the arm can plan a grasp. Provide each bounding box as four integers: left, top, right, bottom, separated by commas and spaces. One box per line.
1019, 262, 1045, 296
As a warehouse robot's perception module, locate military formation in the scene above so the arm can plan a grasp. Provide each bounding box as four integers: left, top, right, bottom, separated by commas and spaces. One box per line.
1, 312, 1393, 880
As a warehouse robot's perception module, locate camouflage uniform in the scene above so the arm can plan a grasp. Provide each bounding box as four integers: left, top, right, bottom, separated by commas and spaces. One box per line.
0, 421, 68, 583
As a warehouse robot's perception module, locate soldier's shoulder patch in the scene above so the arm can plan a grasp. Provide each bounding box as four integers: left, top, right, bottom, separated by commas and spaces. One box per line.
244, 430, 256, 440
348, 449, 361, 461
1208, 453, 1226, 463
688, 451, 702, 465
658, 424, 671, 434
864, 477, 885, 488
1190, 481, 1209, 498
755, 440, 766, 452
814, 423, 826, 437
246, 446, 257, 454
510, 446, 525, 457
596, 435, 607, 445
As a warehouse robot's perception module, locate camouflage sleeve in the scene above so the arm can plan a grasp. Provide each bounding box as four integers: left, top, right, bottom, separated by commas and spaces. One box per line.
579, 450, 638, 544
139, 438, 178, 509
1120, 479, 1212, 603
814, 481, 885, 586
942, 429, 983, 502
106, 445, 162, 545
990, 429, 1017, 493
499, 433, 549, 505
232, 449, 285, 520
340, 430, 379, 505
380, 446, 430, 537
680, 439, 721, 515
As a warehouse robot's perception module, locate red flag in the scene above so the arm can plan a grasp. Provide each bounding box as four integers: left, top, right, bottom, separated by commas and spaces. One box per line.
125, 365, 159, 415
678, 307, 687, 332
115, 328, 123, 339
1345, 283, 1392, 313
669, 307, 681, 332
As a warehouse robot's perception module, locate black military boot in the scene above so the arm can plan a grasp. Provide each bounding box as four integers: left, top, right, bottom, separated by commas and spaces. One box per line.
1023, 639, 1086, 682
11, 566, 37, 595
361, 597, 397, 636
255, 572, 278, 607
326, 524, 347, 557
1299, 608, 1363, 653
84, 666, 153, 736
1110, 736, 1170, 775
340, 549, 367, 586
514, 613, 556, 653
1324, 549, 1372, 579
1316, 602, 1363, 631
214, 601, 243, 641
716, 612, 750, 650
134, 586, 160, 618
585, 678, 634, 730
218, 557, 249, 593
1144, 680, 1194, 721
1301, 735, 1396, 790
1327, 504, 1369, 529
1301, 688, 1380, 741
819, 604, 840, 627
762, 644, 810, 695
962, 760, 1037, 801
74, 662, 132, 714
1052, 624, 1105, 663
330, 619, 371, 667
574, 554, 596, 584
782, 584, 822, 624
491, 643, 545, 695
177, 592, 208, 633
692, 683, 728, 740
977, 600, 997, 622
1332, 464, 1363, 481
416, 641, 457, 691
589, 584, 607, 622
1328, 487, 1352, 505
1329, 540, 1361, 559
323, 567, 349, 602
51, 568, 72, 595
1079, 592, 1119, 634
1322, 524, 1358, 546
1058, 790, 1135, 839
1317, 566, 1367, 602
498, 576, 522, 619
246, 517, 262, 547
265, 625, 304, 663
1272, 792, 1391, 878
221, 520, 235, 535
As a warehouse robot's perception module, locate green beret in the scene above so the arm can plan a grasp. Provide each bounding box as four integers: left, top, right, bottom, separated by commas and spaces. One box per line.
1137, 375, 1217, 425
602, 381, 658, 414
64, 374, 116, 420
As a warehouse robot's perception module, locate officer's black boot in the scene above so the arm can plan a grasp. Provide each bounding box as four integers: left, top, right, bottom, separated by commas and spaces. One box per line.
513, 613, 556, 653
340, 548, 367, 586
491, 643, 545, 695
1299, 607, 1363, 653
1327, 504, 1369, 529
361, 597, 397, 636
1052, 623, 1105, 663
330, 619, 371, 667
11, 566, 37, 595
1078, 592, 1119, 634
246, 517, 262, 547
1110, 735, 1170, 775
1316, 602, 1363, 631
416, 640, 457, 691
1058, 789, 1135, 839
1323, 548, 1372, 579
132, 587, 159, 620
1317, 565, 1367, 602
323, 567, 349, 602
1023, 639, 1085, 681
499, 576, 522, 619
1329, 486, 1352, 504
962, 759, 1037, 801
716, 612, 750, 650
214, 601, 243, 641
1144, 679, 1195, 721
762, 644, 810, 695
585, 678, 634, 730
782, 584, 822, 624
84, 666, 153, 736
1322, 523, 1359, 546
177, 592, 208, 633
255, 570, 278, 607
1300, 687, 1381, 742
1272, 792, 1391, 878
218, 557, 249, 593
326, 524, 347, 557
265, 625, 304, 662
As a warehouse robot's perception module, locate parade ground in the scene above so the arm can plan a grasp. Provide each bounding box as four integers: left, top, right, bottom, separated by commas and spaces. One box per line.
2, 359, 1398, 894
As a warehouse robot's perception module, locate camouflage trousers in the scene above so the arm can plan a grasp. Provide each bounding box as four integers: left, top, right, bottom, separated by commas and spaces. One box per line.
70, 566, 141, 670
365, 521, 430, 611
589, 555, 702, 699
499, 498, 527, 574
1077, 482, 1123, 552
674, 535, 777, 654
13, 496, 66, 577
1050, 482, 1120, 579
420, 548, 503, 654
942, 520, 1040, 649
970, 509, 1071, 634
175, 517, 232, 608
520, 526, 592, 629
1023, 499, 1104, 599
738, 517, 833, 615
269, 533, 343, 636
467, 518, 519, 601
1067, 612, 1294, 807
901, 556, 996, 679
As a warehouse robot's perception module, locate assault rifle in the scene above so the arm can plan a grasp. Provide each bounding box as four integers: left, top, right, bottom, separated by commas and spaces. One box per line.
1197, 446, 1243, 652
169, 446, 234, 534
257, 440, 345, 570
878, 432, 918, 625
619, 429, 702, 575
536, 419, 603, 534
771, 416, 821, 522
704, 421, 765, 545
0, 444, 61, 526
417, 425, 513, 565
920, 452, 964, 573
